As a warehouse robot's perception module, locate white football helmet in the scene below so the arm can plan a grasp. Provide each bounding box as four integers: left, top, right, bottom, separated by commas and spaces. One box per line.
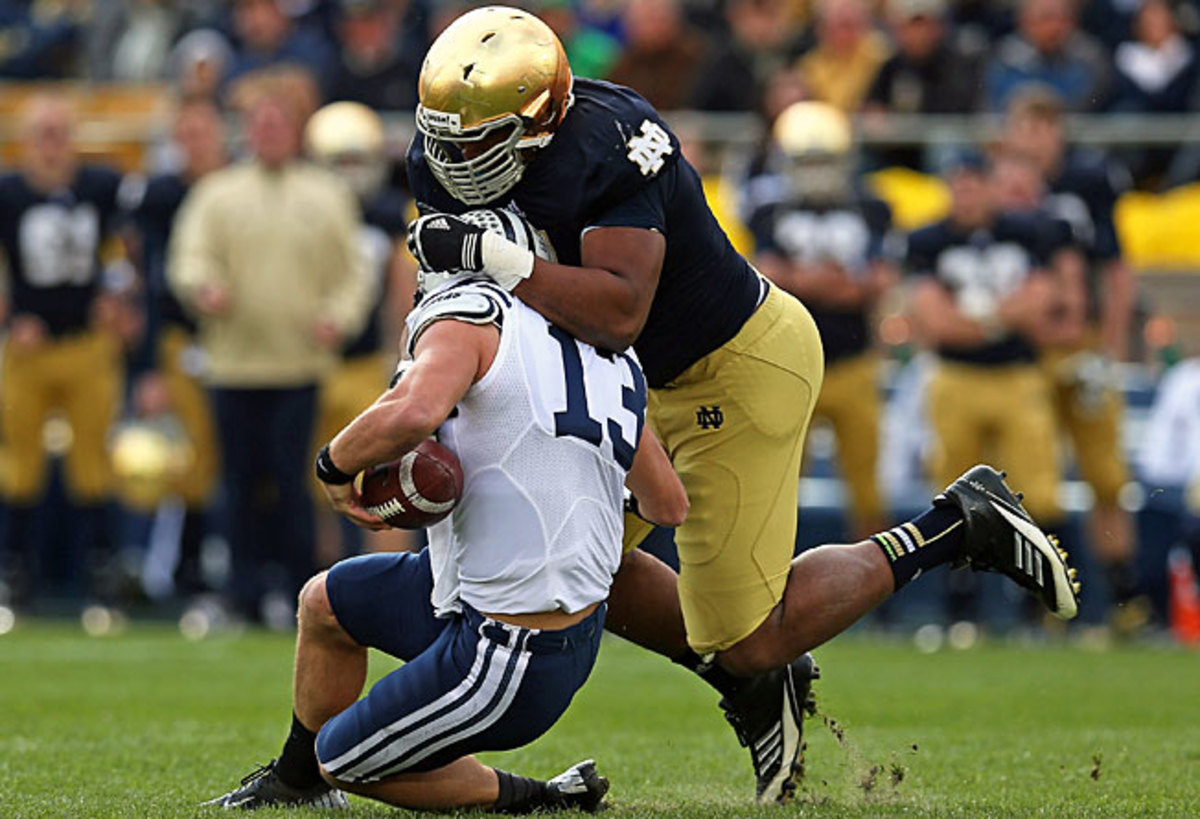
771, 101, 855, 204
305, 101, 389, 200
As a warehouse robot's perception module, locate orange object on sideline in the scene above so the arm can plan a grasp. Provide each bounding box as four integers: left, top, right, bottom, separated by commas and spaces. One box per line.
1168, 548, 1200, 645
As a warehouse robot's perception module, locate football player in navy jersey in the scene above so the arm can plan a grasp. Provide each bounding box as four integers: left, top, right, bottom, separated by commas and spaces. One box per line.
907, 155, 1079, 536
1002, 89, 1144, 626
0, 93, 130, 605
405, 7, 1080, 803
749, 102, 897, 541
121, 97, 228, 595
305, 101, 418, 558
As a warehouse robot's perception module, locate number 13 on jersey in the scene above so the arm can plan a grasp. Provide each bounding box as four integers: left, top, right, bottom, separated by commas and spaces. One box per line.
547, 325, 646, 471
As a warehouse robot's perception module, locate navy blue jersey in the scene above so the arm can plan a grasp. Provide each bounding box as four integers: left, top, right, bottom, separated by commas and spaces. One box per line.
1045, 152, 1128, 320
344, 187, 409, 359
407, 78, 761, 388
749, 195, 892, 365
0, 166, 123, 336
124, 172, 195, 338
906, 213, 1067, 366
1045, 151, 1127, 264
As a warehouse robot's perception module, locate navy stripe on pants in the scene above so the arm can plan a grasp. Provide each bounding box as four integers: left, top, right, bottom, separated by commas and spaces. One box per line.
318, 550, 605, 781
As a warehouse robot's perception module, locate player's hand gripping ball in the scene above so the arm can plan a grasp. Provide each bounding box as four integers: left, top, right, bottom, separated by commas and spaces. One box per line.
360, 439, 464, 528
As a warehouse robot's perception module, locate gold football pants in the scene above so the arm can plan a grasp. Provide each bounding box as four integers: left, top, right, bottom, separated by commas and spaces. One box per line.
2, 330, 122, 502
624, 284, 824, 654
928, 361, 1061, 523
1040, 345, 1129, 508
158, 326, 219, 507
811, 352, 883, 525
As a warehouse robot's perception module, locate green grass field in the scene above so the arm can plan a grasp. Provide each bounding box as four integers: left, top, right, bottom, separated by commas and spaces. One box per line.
2, 623, 1198, 817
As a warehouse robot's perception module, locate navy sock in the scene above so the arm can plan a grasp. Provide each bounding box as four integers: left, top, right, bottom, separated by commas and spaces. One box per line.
1, 505, 36, 599
1103, 558, 1139, 604
872, 505, 967, 590
493, 769, 552, 813
673, 650, 744, 698
275, 713, 322, 789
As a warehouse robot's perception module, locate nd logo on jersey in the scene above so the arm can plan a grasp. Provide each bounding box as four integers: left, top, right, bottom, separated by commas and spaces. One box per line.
627, 120, 673, 177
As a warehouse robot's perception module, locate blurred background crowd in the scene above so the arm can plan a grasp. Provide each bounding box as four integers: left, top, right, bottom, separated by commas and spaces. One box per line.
0, 0, 1198, 649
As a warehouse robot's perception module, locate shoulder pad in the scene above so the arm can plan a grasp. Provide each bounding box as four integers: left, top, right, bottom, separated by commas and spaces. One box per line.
405, 281, 509, 356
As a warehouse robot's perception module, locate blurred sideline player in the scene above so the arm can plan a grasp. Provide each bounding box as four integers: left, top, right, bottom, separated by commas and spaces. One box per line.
0, 93, 133, 604
208, 250, 688, 810
169, 73, 373, 623
406, 6, 1080, 803
1003, 88, 1143, 624
120, 97, 228, 594
749, 102, 897, 540
304, 100, 418, 558
907, 155, 1081, 537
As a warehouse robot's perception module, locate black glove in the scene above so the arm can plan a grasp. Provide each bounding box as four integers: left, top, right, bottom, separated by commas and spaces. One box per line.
407, 212, 535, 292
406, 213, 486, 275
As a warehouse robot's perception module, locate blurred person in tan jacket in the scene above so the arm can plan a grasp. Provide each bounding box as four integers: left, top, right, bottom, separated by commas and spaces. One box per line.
796, 0, 891, 113
169, 72, 371, 624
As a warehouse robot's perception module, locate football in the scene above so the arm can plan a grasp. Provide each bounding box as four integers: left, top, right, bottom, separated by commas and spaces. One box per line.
360, 439, 463, 529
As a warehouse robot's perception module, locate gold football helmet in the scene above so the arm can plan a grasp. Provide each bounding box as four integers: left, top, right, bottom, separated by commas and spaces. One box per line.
771, 101, 854, 203
305, 101, 388, 200
416, 5, 573, 205
109, 419, 193, 512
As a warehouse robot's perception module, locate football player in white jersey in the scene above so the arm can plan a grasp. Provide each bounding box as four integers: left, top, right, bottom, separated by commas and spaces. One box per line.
207, 239, 686, 811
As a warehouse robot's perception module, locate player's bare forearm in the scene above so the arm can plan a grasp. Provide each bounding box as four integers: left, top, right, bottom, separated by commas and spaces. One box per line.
626, 426, 688, 527
999, 274, 1056, 345
513, 226, 663, 352
1038, 248, 1088, 347
910, 280, 992, 347
1100, 260, 1134, 360
758, 254, 870, 308
757, 254, 819, 302
329, 321, 492, 474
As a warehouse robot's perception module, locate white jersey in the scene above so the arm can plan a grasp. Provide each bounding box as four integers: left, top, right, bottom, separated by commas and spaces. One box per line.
404, 279, 646, 617
1139, 358, 1200, 488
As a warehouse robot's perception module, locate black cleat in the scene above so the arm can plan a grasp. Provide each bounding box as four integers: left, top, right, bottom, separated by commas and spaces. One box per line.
935, 464, 1080, 620
204, 760, 348, 810
720, 653, 819, 805
545, 759, 609, 813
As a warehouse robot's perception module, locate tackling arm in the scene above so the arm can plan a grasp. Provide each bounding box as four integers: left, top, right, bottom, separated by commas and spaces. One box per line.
408, 212, 663, 353
514, 226, 664, 352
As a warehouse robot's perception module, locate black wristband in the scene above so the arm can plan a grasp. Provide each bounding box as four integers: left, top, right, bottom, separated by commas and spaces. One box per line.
623, 492, 644, 521
315, 444, 355, 485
